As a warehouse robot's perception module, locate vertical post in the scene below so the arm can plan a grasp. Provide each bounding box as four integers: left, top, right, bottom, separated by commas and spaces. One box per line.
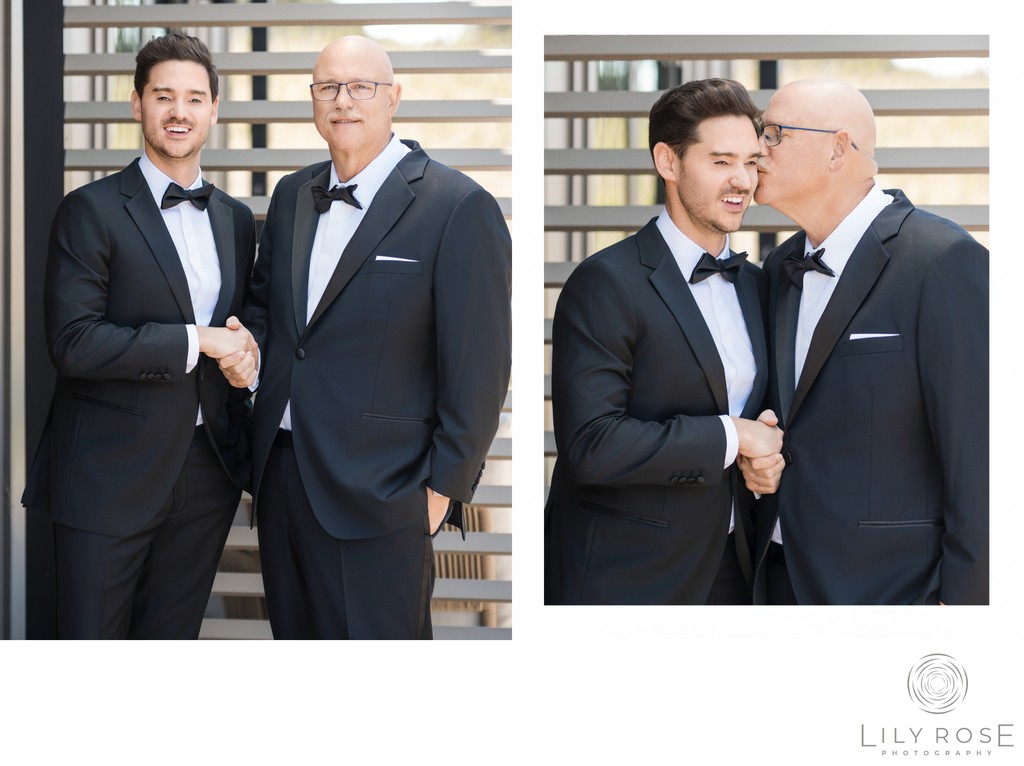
251, 0, 267, 234
22, 0, 64, 639
758, 60, 778, 262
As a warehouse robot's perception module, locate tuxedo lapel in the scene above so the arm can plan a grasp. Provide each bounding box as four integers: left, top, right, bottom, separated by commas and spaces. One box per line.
206, 191, 235, 326
734, 266, 767, 420
641, 223, 730, 415
121, 161, 196, 324
305, 151, 423, 332
771, 236, 804, 426
292, 164, 331, 334
788, 202, 907, 422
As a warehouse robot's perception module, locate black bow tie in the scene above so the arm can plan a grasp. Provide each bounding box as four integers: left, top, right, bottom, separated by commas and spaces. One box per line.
161, 182, 214, 211
311, 184, 363, 213
783, 247, 835, 288
689, 251, 748, 284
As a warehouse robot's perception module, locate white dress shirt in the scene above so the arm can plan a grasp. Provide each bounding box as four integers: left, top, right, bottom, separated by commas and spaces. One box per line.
773, 182, 893, 545
656, 210, 757, 533
280, 134, 411, 431
138, 151, 222, 424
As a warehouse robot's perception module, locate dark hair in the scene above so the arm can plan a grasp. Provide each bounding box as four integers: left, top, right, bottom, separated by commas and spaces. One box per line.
648, 78, 758, 160
134, 33, 219, 101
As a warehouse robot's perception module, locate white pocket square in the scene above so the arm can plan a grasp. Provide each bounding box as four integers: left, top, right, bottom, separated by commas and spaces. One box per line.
849, 333, 900, 340
375, 255, 418, 262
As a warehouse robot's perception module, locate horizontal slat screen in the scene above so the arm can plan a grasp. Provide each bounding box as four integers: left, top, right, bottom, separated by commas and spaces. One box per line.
543, 34, 989, 502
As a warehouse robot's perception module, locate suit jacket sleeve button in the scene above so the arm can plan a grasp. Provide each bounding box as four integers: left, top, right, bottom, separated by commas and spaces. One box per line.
162, 372, 170, 380
696, 476, 705, 485
295, 348, 305, 360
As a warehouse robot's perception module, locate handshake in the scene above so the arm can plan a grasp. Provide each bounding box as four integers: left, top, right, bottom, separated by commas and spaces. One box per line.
732, 410, 786, 495
196, 316, 259, 389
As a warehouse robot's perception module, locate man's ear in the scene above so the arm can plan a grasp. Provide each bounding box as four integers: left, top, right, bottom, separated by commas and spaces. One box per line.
130, 90, 143, 124
829, 130, 856, 166
652, 142, 679, 185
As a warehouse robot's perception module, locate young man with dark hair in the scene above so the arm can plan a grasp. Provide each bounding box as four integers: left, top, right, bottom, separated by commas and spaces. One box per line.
545, 78, 784, 605
22, 33, 257, 638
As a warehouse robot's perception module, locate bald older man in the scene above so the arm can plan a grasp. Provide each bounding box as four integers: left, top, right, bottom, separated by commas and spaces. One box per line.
745, 78, 988, 605
239, 36, 511, 638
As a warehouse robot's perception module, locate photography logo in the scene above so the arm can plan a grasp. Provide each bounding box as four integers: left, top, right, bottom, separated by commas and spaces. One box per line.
907, 654, 969, 714
859, 653, 1015, 758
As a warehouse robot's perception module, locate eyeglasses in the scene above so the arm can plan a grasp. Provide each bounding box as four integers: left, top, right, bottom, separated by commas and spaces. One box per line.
310, 81, 392, 101
760, 123, 858, 150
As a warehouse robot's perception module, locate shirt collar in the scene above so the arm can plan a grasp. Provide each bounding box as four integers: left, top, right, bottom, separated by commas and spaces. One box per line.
806, 183, 893, 278
138, 151, 203, 209
656, 207, 730, 279
328, 133, 411, 211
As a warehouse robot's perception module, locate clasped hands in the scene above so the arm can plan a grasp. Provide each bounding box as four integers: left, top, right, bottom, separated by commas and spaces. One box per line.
197, 316, 259, 388
732, 410, 786, 494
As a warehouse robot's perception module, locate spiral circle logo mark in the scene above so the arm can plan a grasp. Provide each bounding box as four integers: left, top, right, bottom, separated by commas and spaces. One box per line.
907, 654, 968, 714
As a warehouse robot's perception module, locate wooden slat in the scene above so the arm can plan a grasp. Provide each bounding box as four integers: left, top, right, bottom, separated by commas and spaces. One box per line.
545, 35, 988, 61
65, 3, 512, 28
545, 262, 577, 288
210, 572, 511, 603
199, 619, 510, 640
544, 147, 988, 176
65, 50, 512, 77
545, 88, 989, 118
434, 532, 512, 556
237, 196, 512, 219
488, 437, 511, 459
65, 99, 512, 125
200, 619, 273, 640
433, 578, 511, 603
468, 485, 511, 508
211, 572, 265, 598
545, 204, 990, 232
435, 626, 511, 640
224, 527, 511, 555
65, 148, 511, 172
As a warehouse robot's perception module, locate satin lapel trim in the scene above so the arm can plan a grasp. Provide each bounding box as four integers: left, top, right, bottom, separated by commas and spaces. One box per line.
645, 229, 730, 415
122, 165, 196, 324
305, 165, 415, 331
206, 192, 235, 326
771, 238, 804, 426
292, 165, 331, 334
734, 267, 767, 420
790, 229, 890, 422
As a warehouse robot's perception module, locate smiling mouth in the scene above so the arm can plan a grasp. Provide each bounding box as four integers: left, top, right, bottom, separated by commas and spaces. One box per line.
721, 194, 748, 209
164, 124, 192, 135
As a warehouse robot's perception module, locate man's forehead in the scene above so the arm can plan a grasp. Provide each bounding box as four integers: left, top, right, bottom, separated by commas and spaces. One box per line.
315, 48, 389, 78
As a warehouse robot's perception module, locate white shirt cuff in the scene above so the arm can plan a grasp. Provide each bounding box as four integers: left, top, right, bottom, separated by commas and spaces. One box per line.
719, 415, 738, 469
185, 324, 199, 373
248, 347, 261, 392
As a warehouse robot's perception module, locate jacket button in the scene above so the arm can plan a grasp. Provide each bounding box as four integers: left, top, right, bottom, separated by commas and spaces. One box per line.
139, 373, 147, 380
295, 348, 305, 360
696, 476, 704, 485
162, 372, 170, 380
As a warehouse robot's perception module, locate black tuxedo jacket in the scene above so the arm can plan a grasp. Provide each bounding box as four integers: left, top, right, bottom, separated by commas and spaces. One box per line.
243, 141, 512, 540
544, 219, 769, 604
22, 159, 256, 536
753, 189, 989, 604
